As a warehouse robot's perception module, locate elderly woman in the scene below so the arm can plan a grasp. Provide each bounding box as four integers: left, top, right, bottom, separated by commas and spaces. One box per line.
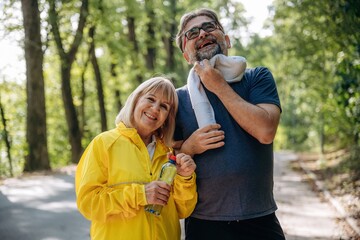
76, 77, 197, 240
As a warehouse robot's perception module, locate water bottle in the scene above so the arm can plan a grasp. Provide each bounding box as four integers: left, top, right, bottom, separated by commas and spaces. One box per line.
145, 154, 177, 216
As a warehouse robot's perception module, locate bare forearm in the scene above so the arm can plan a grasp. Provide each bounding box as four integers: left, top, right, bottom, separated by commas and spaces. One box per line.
214, 84, 280, 144
193, 61, 280, 144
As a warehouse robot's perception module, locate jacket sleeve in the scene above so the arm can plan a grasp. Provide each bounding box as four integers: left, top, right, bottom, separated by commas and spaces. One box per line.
172, 173, 197, 219
75, 137, 148, 223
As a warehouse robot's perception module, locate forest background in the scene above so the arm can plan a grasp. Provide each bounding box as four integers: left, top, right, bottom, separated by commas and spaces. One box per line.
0, 0, 359, 200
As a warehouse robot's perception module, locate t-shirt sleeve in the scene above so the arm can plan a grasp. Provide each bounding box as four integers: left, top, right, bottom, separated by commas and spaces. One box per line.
174, 87, 187, 141
173, 124, 183, 141
248, 67, 282, 112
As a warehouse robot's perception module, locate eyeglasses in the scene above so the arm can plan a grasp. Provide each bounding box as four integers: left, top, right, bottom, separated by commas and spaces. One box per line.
184, 21, 219, 40
181, 21, 220, 52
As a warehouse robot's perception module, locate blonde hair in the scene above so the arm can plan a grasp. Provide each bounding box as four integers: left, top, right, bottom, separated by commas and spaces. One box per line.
115, 77, 178, 146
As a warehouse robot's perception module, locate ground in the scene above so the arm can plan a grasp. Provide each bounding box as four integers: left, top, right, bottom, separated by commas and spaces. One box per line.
0, 151, 358, 239
292, 151, 360, 238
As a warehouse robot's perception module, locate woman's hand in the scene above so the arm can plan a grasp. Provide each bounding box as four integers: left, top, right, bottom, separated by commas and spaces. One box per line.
175, 153, 196, 177
145, 181, 171, 205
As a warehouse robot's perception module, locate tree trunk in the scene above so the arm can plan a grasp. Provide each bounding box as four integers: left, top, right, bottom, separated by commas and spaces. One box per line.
145, 0, 156, 70
89, 26, 107, 131
21, 0, 50, 172
48, 0, 88, 163
0, 97, 13, 176
110, 62, 122, 112
162, 0, 177, 72
61, 63, 83, 163
79, 54, 89, 136
127, 14, 143, 84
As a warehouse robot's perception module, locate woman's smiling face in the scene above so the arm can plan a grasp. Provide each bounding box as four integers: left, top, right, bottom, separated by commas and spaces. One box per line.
133, 90, 171, 143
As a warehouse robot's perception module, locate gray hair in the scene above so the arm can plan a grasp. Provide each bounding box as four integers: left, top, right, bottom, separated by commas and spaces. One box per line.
176, 8, 225, 52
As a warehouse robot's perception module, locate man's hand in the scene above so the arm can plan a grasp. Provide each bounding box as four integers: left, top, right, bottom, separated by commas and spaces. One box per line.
195, 60, 281, 144
194, 59, 227, 94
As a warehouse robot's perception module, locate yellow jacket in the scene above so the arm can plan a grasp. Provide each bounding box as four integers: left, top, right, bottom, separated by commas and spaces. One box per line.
75, 123, 197, 240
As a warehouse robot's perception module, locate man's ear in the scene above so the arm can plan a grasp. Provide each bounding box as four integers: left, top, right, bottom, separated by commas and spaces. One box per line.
183, 52, 191, 64
225, 35, 231, 49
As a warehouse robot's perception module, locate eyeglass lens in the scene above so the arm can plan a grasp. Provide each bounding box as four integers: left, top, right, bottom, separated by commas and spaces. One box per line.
185, 21, 217, 40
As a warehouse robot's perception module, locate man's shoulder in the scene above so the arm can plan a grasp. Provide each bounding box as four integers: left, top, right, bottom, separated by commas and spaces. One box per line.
176, 85, 189, 95
245, 66, 271, 75
244, 66, 274, 81
176, 84, 188, 91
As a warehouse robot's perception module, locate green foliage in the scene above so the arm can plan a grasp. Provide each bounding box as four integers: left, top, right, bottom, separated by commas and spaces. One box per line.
1, 0, 359, 177
267, 0, 360, 152
0, 81, 26, 176
334, 50, 360, 145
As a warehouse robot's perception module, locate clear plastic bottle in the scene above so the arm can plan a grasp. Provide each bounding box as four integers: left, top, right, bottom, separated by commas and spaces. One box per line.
145, 155, 177, 216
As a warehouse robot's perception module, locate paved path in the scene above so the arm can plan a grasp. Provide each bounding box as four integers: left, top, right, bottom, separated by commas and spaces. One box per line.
274, 151, 351, 239
0, 152, 352, 240
0, 170, 90, 240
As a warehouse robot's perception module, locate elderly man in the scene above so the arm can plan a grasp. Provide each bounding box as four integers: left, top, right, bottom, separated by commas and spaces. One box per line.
173, 8, 285, 240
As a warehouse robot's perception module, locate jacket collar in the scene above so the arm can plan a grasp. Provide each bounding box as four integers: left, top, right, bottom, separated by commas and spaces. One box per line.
116, 122, 169, 155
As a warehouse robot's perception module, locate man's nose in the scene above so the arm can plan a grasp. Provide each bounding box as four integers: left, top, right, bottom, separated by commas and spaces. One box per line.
198, 28, 208, 38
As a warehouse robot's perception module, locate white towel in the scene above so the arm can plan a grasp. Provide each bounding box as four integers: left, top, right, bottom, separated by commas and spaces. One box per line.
187, 54, 247, 128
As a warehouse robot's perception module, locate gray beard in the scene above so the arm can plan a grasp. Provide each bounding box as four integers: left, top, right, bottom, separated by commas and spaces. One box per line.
195, 44, 222, 61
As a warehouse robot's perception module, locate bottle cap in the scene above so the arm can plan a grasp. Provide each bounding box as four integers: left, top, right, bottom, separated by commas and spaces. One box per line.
169, 154, 176, 160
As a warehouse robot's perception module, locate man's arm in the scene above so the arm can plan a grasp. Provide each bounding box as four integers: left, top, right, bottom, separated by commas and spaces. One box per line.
173, 124, 225, 156
194, 60, 281, 144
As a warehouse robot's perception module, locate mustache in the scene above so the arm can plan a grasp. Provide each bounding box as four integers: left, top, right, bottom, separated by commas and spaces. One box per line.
195, 36, 217, 50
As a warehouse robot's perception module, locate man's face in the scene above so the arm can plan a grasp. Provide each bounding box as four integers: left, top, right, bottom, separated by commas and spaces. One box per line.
182, 16, 230, 64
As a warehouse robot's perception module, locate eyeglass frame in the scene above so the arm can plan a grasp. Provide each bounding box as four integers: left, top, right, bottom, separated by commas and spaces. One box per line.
180, 21, 223, 52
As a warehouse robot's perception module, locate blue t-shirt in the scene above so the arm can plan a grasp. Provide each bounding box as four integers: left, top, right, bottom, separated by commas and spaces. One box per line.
174, 67, 281, 221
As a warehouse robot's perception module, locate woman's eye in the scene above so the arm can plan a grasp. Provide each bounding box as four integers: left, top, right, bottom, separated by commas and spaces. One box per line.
147, 97, 155, 102
161, 104, 169, 111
